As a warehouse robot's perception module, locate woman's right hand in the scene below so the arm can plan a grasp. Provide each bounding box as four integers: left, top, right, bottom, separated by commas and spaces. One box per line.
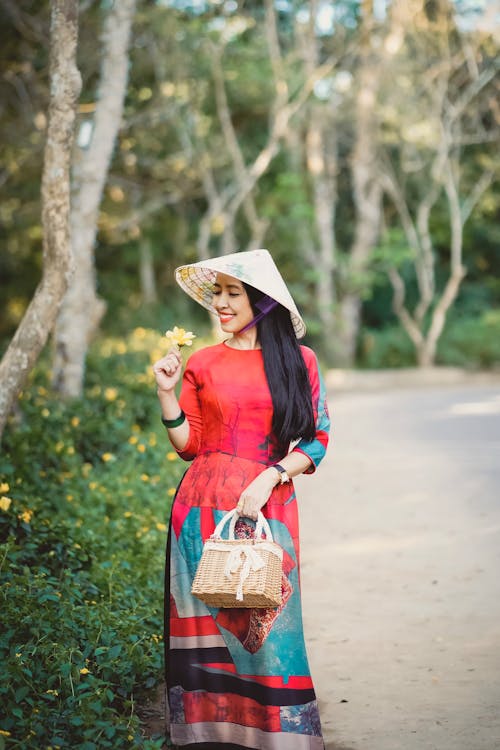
153, 347, 183, 392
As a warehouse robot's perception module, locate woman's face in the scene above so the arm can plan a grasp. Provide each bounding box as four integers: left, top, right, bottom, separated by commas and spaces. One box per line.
212, 273, 254, 333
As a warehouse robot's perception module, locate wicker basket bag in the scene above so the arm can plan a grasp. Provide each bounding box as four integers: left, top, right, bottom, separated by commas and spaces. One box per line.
191, 509, 283, 609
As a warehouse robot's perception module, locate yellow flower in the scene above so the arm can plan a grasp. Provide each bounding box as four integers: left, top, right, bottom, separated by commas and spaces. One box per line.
41, 408, 50, 417
156, 522, 167, 532
0, 496, 12, 511
132, 424, 141, 433
167, 488, 176, 497
45, 689, 59, 695
164, 326, 196, 348
71, 416, 80, 427
104, 387, 118, 401
0, 730, 12, 737
140, 473, 149, 482
166, 452, 178, 462
80, 667, 90, 675
148, 434, 157, 447
89, 482, 98, 490
128, 435, 138, 445
0, 482, 9, 493
137, 444, 146, 453
123, 511, 133, 518
67, 446, 75, 455
101, 452, 115, 462
18, 509, 33, 523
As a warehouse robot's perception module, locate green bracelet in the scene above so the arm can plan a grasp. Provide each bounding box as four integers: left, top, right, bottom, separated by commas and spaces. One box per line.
161, 410, 186, 429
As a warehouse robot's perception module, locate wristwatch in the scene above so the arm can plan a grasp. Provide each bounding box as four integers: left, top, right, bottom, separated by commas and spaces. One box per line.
274, 463, 290, 485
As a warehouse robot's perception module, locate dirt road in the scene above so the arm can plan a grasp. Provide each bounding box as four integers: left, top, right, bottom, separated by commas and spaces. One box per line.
297, 383, 500, 750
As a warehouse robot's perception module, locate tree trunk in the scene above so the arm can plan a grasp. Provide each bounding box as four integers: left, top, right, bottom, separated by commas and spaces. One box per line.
0, 0, 80, 441
52, 0, 136, 397
337, 0, 382, 365
139, 238, 158, 304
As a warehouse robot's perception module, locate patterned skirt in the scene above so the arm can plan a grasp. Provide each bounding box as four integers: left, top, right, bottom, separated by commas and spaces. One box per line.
164, 454, 324, 749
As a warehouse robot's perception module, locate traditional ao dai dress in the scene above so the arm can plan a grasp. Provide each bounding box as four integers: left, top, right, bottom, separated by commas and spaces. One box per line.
165, 342, 330, 749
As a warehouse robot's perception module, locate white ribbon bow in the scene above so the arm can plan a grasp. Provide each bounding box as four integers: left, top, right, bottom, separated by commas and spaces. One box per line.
223, 545, 266, 602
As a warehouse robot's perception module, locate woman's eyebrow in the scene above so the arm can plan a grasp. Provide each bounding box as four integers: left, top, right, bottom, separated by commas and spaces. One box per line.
213, 282, 241, 290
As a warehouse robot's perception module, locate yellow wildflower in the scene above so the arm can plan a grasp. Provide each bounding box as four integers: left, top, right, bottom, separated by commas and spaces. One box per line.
0, 730, 12, 737
89, 482, 98, 490
101, 452, 114, 462
166, 452, 178, 462
156, 522, 167, 532
167, 488, 176, 497
123, 511, 133, 518
137, 444, 146, 453
0, 496, 12, 511
148, 434, 157, 447
80, 667, 90, 675
18, 509, 33, 523
67, 446, 75, 455
46, 689, 59, 696
140, 473, 149, 482
128, 435, 138, 445
132, 424, 141, 433
41, 408, 50, 417
0, 482, 9, 493
71, 416, 80, 427
66, 494, 73, 502
164, 326, 196, 348
104, 387, 118, 401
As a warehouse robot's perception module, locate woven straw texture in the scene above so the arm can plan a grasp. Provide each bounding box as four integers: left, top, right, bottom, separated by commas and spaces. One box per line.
191, 537, 283, 609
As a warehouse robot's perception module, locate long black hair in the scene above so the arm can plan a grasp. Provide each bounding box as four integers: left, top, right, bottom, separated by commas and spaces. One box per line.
243, 283, 316, 447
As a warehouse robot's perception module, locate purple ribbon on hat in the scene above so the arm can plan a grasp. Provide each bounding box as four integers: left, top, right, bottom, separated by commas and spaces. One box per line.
238, 295, 278, 333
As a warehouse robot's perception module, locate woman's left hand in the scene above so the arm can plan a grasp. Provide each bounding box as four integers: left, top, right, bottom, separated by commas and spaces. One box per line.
236, 468, 278, 521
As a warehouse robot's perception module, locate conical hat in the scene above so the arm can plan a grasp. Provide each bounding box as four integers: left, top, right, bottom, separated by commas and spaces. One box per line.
175, 249, 306, 338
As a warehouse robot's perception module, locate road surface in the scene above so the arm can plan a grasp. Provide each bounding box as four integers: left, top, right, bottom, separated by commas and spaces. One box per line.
297, 383, 500, 750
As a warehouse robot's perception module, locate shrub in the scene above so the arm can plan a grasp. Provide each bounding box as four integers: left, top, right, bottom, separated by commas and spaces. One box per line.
0, 328, 189, 749
436, 310, 500, 368
359, 324, 416, 369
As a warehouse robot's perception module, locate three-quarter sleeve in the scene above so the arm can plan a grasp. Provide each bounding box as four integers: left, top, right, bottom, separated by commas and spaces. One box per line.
291, 348, 330, 473
176, 361, 203, 461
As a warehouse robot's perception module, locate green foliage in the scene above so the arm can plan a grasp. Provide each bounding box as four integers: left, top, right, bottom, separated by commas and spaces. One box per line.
0, 329, 187, 748
359, 324, 417, 369
359, 310, 500, 370
437, 310, 500, 369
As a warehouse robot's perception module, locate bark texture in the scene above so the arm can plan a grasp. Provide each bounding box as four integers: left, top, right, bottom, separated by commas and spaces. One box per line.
339, 0, 382, 366
52, 0, 136, 397
0, 0, 80, 441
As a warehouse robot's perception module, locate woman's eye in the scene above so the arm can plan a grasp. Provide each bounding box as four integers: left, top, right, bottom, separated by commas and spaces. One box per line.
212, 290, 221, 296
229, 293, 240, 297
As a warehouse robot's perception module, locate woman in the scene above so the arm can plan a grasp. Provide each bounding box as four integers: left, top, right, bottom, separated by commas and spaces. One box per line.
153, 249, 330, 749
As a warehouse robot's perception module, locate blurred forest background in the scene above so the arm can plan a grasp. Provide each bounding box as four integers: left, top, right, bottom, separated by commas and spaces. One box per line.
1, 0, 499, 386
0, 1, 499, 748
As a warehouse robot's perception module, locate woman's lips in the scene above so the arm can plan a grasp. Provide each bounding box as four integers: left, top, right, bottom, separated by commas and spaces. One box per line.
219, 314, 234, 324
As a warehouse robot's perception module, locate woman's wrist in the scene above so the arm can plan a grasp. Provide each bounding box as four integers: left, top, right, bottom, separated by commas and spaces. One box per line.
264, 466, 282, 487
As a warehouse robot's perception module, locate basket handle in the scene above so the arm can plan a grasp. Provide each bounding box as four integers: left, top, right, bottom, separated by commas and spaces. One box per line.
212, 508, 274, 542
